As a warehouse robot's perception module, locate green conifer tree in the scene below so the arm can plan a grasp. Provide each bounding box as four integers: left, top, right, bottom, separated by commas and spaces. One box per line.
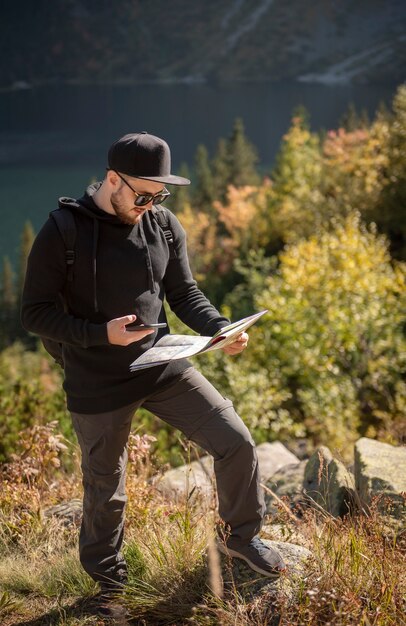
375, 100, 392, 124
340, 102, 361, 131
15, 221, 35, 342
271, 108, 316, 195
226, 117, 260, 187
211, 137, 230, 201
193, 144, 215, 212
340, 102, 370, 131
212, 119, 260, 201
359, 108, 370, 129
167, 162, 191, 213
0, 256, 16, 348
292, 104, 311, 127
17, 221, 35, 298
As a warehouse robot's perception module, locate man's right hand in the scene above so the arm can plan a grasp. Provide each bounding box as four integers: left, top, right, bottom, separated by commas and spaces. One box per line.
107, 315, 154, 346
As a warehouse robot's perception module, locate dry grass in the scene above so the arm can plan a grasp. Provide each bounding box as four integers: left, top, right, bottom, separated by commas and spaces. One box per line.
271, 497, 406, 626
0, 423, 405, 625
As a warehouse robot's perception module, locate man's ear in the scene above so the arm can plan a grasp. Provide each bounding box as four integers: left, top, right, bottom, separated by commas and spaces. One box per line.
106, 169, 120, 189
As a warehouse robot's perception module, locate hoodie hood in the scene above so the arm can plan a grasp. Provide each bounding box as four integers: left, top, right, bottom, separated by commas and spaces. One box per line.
57, 182, 157, 313
59, 182, 121, 222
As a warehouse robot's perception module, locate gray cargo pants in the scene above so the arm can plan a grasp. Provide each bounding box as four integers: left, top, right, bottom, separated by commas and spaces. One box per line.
70, 366, 266, 587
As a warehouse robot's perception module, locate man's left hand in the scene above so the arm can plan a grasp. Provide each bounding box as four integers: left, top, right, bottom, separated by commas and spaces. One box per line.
222, 332, 249, 355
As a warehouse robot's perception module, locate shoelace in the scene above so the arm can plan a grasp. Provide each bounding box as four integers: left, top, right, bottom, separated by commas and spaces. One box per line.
249, 537, 272, 556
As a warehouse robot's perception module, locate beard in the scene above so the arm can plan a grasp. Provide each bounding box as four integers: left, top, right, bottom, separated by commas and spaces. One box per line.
110, 191, 145, 225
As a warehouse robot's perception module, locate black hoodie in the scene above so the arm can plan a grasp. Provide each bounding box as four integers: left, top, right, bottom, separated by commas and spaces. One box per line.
21, 183, 229, 414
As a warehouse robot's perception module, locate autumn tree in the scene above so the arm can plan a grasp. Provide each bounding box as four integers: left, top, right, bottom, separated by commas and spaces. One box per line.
213, 182, 272, 271
176, 202, 217, 283
323, 118, 390, 213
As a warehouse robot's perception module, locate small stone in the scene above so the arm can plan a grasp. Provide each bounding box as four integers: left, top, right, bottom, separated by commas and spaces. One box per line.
43, 498, 83, 527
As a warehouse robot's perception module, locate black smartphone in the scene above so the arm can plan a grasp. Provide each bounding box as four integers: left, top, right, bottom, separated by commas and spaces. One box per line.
126, 322, 167, 331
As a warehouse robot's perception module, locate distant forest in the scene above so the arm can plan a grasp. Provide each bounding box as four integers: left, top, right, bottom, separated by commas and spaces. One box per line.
1, 0, 405, 88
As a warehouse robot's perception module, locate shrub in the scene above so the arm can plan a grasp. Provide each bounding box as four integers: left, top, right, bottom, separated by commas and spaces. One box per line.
0, 342, 73, 464
200, 213, 406, 455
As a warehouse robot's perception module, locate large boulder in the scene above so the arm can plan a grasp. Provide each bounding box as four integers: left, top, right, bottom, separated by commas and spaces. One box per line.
256, 442, 300, 482
155, 442, 300, 501
354, 438, 406, 520
303, 446, 355, 517
218, 538, 312, 612
154, 455, 214, 500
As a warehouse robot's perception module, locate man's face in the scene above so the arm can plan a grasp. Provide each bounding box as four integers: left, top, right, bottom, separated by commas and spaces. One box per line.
110, 175, 165, 225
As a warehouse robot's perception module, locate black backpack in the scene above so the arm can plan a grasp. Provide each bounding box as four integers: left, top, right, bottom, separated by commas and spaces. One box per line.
41, 206, 176, 367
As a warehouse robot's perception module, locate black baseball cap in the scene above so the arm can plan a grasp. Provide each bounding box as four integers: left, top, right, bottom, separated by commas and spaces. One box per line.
107, 132, 190, 186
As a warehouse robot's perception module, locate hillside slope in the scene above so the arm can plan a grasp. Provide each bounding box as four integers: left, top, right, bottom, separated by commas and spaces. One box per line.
1, 0, 405, 88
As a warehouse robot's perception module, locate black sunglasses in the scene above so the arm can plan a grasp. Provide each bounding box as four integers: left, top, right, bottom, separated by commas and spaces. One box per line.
113, 170, 171, 207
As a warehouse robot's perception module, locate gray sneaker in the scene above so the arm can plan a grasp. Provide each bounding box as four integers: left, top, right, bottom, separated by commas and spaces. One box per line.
217, 536, 287, 578
87, 590, 130, 623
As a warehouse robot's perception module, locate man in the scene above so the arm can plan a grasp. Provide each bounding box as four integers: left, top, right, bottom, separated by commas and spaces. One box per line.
21, 132, 285, 618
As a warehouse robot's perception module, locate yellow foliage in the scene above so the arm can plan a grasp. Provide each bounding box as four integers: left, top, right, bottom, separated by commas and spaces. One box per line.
279, 213, 399, 296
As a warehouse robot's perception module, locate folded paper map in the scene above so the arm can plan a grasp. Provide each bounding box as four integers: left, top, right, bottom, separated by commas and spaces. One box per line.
129, 310, 268, 372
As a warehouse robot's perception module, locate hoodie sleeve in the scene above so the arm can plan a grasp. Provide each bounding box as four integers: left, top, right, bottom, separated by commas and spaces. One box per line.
21, 217, 109, 347
162, 212, 230, 336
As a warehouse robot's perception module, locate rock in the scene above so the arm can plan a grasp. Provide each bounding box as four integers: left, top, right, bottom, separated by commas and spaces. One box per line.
256, 442, 300, 482
354, 438, 406, 520
261, 522, 307, 547
303, 446, 355, 517
43, 498, 83, 527
272, 540, 312, 579
266, 461, 307, 499
264, 461, 307, 515
219, 538, 312, 608
154, 455, 214, 500
285, 438, 310, 460
155, 442, 300, 501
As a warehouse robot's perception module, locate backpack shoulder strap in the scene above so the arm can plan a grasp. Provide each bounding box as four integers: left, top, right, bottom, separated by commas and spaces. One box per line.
49, 208, 77, 281
151, 206, 177, 260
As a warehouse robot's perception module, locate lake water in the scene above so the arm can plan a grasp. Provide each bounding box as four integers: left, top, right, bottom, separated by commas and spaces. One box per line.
0, 81, 399, 264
